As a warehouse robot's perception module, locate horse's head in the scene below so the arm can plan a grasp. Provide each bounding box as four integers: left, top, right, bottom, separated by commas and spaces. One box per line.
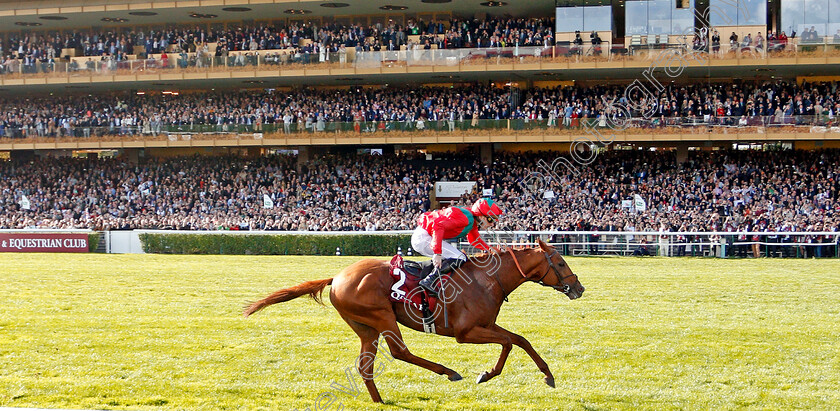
530, 239, 585, 300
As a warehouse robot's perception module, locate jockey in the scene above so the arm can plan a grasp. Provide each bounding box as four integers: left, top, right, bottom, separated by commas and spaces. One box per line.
412, 198, 504, 295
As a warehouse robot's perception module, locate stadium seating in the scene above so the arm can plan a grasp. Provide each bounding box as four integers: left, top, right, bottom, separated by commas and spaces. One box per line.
1, 150, 837, 249
1, 81, 838, 140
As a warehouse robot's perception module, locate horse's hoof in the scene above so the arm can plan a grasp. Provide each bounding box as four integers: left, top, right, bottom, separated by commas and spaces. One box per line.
544, 376, 555, 388
448, 372, 462, 381
476, 372, 491, 384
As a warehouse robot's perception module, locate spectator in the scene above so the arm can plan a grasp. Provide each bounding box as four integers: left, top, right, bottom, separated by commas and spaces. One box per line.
633, 238, 652, 256
730, 32, 739, 52
711, 30, 721, 54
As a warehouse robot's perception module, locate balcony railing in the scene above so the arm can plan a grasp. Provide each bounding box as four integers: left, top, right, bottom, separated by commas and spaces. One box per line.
1, 115, 838, 144
2, 36, 840, 80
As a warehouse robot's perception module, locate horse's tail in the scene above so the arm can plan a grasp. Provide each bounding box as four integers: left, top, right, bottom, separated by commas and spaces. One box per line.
243, 277, 333, 317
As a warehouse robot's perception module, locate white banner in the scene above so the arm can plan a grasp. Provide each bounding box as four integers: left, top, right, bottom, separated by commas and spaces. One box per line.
482, 188, 493, 197
634, 194, 647, 212
621, 199, 633, 209
19, 195, 31, 210
263, 194, 274, 209
435, 181, 476, 199
543, 190, 555, 199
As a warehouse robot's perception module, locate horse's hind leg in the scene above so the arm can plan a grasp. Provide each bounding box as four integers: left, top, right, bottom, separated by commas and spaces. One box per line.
345, 319, 383, 403
374, 312, 463, 381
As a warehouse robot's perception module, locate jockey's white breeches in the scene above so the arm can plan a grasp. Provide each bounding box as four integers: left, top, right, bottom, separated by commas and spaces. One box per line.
411, 227, 467, 261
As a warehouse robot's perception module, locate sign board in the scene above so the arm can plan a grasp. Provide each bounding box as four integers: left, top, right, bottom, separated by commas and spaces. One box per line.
19, 195, 31, 210
634, 194, 647, 212
435, 181, 476, 200
0, 233, 89, 253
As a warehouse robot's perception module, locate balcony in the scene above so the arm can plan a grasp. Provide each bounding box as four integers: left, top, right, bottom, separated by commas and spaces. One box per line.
2, 116, 838, 151
2, 39, 840, 88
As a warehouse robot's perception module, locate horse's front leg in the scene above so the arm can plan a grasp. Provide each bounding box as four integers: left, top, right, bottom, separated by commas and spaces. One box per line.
454, 326, 512, 384
492, 325, 555, 387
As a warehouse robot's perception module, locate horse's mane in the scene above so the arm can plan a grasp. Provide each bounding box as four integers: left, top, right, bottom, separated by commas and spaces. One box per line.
467, 246, 538, 262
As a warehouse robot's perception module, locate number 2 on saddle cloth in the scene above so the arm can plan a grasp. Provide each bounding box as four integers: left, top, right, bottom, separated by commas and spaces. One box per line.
388, 255, 447, 324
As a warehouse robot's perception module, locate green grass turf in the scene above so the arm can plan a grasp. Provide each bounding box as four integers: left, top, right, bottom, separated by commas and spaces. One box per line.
0, 254, 838, 410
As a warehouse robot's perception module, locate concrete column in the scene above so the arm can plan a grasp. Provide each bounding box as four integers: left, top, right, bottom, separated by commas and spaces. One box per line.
675, 143, 690, 165
297, 146, 311, 173
247, 147, 262, 158
479, 143, 493, 165
125, 148, 140, 163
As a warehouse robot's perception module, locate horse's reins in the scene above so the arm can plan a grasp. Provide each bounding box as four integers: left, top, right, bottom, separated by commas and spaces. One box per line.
507, 248, 574, 295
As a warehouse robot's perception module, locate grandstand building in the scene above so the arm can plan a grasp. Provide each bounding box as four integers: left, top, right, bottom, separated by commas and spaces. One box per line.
2, 0, 840, 154
1, 0, 838, 256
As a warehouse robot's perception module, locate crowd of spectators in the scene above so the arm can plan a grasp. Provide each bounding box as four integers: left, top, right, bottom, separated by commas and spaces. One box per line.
0, 16, 555, 75
489, 149, 839, 257
9, 15, 840, 76
2, 81, 840, 139
0, 152, 431, 232
1, 149, 838, 252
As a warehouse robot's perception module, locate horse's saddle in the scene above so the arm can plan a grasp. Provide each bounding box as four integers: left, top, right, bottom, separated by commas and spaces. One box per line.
388, 255, 441, 334
401, 259, 436, 279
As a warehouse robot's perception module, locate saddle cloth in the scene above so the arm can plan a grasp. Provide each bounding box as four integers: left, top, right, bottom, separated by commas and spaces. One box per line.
388, 255, 446, 314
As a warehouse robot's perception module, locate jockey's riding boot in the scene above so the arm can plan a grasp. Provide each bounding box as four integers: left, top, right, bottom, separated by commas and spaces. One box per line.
419, 258, 465, 296
418, 268, 441, 296
440, 258, 465, 274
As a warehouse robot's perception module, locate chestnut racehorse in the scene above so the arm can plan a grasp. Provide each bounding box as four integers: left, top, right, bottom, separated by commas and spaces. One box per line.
244, 240, 584, 403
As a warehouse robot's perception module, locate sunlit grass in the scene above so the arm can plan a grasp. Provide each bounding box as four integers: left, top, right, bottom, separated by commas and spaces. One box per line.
1, 254, 838, 410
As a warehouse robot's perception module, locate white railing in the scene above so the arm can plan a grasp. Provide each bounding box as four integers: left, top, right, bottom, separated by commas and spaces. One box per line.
4, 229, 836, 257
129, 229, 840, 257
462, 231, 840, 258
0, 229, 93, 232
132, 229, 413, 235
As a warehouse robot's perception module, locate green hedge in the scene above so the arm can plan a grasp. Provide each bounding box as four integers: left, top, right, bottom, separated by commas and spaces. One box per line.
88, 232, 100, 253
139, 233, 413, 256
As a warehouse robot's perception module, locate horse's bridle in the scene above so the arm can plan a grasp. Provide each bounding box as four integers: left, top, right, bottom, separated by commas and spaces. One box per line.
535, 249, 576, 295
507, 248, 576, 296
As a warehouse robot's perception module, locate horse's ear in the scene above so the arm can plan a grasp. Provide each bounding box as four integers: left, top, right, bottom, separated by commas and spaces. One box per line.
538, 239, 551, 251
